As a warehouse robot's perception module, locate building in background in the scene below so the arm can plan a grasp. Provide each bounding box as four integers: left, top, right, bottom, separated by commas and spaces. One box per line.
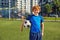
17, 0, 39, 14
0, 0, 54, 18
0, 0, 53, 13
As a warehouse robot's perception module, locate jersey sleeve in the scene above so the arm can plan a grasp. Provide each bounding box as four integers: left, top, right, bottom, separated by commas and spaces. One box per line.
41, 16, 44, 23
26, 15, 31, 20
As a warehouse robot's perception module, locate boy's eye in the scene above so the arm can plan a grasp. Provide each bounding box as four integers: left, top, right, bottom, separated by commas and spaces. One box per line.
34, 9, 36, 11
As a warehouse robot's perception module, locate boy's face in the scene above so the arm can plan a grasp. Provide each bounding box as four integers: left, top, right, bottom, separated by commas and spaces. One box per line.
33, 9, 40, 15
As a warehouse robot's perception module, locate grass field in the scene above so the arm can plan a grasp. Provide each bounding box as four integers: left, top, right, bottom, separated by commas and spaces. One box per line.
0, 19, 60, 40
44, 17, 60, 20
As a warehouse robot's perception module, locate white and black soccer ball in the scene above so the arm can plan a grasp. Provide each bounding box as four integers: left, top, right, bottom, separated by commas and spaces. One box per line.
24, 20, 31, 28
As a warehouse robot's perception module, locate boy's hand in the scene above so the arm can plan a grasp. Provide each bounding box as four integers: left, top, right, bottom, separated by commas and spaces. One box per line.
42, 32, 44, 37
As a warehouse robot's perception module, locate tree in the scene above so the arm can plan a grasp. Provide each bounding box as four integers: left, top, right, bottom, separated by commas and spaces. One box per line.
44, 3, 52, 16
53, 0, 60, 11
53, 0, 60, 21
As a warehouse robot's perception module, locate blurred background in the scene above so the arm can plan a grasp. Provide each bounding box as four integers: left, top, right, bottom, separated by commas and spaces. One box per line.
0, 0, 60, 19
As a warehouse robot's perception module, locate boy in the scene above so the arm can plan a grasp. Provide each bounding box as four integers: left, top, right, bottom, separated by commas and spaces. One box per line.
20, 5, 44, 40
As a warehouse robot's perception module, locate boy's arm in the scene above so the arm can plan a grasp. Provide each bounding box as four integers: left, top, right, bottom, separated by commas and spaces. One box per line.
20, 16, 25, 32
41, 22, 44, 36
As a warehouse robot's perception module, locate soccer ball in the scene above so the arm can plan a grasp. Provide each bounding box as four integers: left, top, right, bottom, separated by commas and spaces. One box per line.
24, 20, 31, 28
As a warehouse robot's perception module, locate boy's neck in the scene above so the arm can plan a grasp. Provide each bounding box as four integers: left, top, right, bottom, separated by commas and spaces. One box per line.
33, 12, 38, 16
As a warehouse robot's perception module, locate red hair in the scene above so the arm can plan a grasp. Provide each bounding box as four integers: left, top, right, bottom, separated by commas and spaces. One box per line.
32, 5, 41, 12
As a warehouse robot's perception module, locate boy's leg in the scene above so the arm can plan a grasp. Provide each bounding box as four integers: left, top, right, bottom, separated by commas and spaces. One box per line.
29, 32, 37, 40
37, 32, 42, 40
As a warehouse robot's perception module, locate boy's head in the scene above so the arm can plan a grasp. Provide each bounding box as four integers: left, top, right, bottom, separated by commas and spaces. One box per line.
32, 5, 41, 15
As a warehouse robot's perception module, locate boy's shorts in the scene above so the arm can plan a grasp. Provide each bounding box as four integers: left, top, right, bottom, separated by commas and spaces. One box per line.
29, 32, 42, 40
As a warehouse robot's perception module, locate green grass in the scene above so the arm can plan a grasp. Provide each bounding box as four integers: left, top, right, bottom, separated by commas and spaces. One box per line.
44, 17, 60, 20
0, 20, 22, 40
0, 17, 60, 21
0, 19, 60, 40
43, 22, 60, 40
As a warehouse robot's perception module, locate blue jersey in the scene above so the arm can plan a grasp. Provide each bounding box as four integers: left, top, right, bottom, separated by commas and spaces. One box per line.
27, 14, 44, 33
